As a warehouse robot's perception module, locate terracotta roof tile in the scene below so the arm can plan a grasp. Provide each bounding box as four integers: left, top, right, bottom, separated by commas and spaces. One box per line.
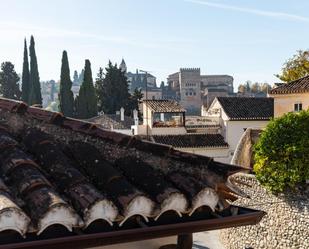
88, 114, 134, 129
0, 97, 264, 246
269, 75, 309, 94
144, 100, 185, 113
216, 97, 274, 120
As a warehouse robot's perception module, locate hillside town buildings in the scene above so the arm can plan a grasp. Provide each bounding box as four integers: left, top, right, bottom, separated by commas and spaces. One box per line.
165, 68, 234, 114
203, 97, 274, 163
132, 99, 230, 162
121, 60, 234, 106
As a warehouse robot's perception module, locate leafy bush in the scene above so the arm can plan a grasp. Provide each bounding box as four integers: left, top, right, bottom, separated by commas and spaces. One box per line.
253, 110, 309, 192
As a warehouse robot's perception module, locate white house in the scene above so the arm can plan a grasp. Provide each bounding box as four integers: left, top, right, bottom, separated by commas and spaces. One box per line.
202, 97, 274, 163
133, 100, 230, 163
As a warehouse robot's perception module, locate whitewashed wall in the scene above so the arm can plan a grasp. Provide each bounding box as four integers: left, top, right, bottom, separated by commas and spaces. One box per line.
178, 147, 231, 164
225, 120, 269, 160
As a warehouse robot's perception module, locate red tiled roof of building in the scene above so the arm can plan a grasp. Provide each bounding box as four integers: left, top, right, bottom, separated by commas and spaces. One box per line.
270, 75, 309, 94
216, 97, 274, 121
144, 99, 185, 113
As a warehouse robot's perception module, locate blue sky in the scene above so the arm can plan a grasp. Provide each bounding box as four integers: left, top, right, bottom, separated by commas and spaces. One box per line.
0, 0, 309, 89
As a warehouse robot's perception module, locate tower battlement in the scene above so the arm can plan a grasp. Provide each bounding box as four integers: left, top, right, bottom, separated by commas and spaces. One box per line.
180, 68, 200, 73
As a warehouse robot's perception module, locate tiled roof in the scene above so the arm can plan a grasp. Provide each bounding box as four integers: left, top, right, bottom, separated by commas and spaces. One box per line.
269, 75, 309, 94
152, 134, 228, 148
0, 97, 263, 247
216, 97, 274, 120
144, 100, 185, 113
88, 114, 134, 129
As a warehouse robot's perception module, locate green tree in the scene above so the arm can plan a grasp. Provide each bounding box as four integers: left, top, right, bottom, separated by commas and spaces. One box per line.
245, 80, 252, 92
78, 69, 84, 85
59, 51, 74, 117
73, 70, 79, 85
0, 62, 21, 100
251, 82, 260, 93
238, 84, 246, 93
160, 81, 165, 89
260, 83, 271, 93
75, 59, 97, 119
29, 35, 42, 105
21, 38, 30, 103
254, 110, 309, 192
128, 88, 143, 117
95, 67, 105, 112
50, 80, 56, 101
97, 61, 131, 115
276, 50, 309, 82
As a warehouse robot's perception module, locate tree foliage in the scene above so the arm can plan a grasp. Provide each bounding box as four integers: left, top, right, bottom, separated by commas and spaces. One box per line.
75, 60, 97, 119
0, 62, 21, 100
254, 110, 309, 192
95, 67, 105, 112
96, 61, 131, 115
78, 69, 84, 85
238, 81, 271, 94
59, 51, 74, 117
29, 35, 42, 105
238, 84, 246, 93
276, 50, 309, 82
128, 88, 143, 117
21, 38, 30, 103
73, 70, 79, 85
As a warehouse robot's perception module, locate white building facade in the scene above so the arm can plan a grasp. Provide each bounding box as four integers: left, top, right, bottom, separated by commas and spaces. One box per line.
202, 97, 274, 163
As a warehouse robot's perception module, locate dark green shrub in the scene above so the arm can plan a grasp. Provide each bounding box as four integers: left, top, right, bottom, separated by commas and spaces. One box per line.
253, 110, 309, 192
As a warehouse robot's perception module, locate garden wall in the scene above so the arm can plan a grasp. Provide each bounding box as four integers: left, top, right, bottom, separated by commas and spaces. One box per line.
220, 173, 309, 249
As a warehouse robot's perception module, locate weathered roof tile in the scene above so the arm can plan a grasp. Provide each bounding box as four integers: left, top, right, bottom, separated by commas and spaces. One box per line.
270, 75, 309, 94
144, 100, 185, 113
216, 97, 274, 120
0, 97, 264, 245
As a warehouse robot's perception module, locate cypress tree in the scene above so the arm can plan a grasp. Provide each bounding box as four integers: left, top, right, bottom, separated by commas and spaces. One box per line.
59, 51, 74, 117
75, 60, 97, 119
73, 70, 79, 85
21, 38, 30, 103
29, 35, 42, 106
95, 67, 105, 112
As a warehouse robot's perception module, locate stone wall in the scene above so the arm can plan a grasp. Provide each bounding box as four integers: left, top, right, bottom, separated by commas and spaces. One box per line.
231, 128, 263, 169
220, 173, 309, 249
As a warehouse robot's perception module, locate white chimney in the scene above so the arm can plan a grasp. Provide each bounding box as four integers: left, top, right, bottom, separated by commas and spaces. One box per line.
133, 109, 139, 125
120, 107, 125, 121
160, 113, 165, 122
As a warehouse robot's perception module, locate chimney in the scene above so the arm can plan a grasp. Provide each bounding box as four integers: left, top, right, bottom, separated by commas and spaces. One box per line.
120, 107, 124, 121
133, 109, 139, 125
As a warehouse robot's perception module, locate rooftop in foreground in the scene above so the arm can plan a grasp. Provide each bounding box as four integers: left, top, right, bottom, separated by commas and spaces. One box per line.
0, 97, 264, 248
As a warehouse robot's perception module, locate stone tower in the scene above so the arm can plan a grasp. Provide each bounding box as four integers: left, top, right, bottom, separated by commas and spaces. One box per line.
119, 58, 127, 73
179, 68, 202, 114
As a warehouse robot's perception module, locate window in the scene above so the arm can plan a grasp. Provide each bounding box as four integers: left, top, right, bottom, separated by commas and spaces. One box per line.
294, 103, 302, 112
